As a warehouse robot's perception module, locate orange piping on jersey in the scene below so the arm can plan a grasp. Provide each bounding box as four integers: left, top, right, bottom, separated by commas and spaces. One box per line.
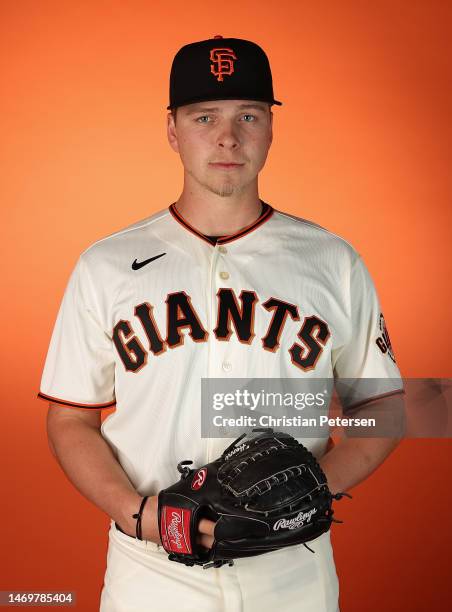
37, 391, 116, 409
218, 204, 274, 244
344, 388, 405, 412
168, 201, 274, 245
169, 203, 224, 244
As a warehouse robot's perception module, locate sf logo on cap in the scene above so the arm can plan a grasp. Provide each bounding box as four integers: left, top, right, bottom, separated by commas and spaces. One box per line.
210, 48, 237, 82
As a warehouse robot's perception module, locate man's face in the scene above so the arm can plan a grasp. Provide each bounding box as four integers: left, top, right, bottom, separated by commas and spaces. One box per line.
167, 99, 273, 198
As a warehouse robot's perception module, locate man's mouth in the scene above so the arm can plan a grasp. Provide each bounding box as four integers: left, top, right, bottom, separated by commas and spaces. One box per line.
209, 162, 245, 169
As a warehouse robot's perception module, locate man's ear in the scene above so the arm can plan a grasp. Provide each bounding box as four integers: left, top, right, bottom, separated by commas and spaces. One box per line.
269, 111, 273, 146
167, 113, 179, 153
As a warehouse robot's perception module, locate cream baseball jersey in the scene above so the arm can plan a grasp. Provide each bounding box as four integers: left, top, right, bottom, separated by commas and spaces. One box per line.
38, 202, 403, 492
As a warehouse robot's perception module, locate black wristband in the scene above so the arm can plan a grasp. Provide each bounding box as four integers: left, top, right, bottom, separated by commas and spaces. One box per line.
132, 496, 149, 541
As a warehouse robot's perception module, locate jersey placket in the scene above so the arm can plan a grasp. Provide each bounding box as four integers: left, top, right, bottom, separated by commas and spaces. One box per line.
205, 241, 234, 462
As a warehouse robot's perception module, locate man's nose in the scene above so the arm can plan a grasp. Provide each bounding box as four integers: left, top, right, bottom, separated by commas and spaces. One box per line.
216, 122, 241, 149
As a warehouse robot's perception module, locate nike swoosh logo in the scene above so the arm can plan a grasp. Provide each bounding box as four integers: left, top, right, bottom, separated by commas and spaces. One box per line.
132, 252, 166, 270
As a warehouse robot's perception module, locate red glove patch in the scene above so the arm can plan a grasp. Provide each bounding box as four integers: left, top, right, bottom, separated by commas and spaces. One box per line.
160, 505, 192, 554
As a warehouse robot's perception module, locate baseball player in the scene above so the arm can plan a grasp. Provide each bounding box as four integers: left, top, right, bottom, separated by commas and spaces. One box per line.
38, 36, 404, 611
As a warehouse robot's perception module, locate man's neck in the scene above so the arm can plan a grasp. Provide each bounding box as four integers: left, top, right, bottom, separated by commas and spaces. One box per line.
174, 188, 263, 236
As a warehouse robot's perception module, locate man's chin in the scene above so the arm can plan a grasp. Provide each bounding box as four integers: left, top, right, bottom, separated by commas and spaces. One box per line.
215, 187, 237, 198
206, 181, 240, 198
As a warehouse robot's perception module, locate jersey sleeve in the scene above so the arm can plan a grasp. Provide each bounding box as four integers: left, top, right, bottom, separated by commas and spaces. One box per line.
332, 253, 404, 411
37, 253, 116, 409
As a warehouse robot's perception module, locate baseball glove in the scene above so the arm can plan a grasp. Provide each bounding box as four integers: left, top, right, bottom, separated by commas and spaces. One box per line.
158, 428, 350, 569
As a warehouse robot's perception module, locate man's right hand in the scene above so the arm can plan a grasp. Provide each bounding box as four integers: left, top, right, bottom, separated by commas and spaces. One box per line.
197, 517, 216, 550
124, 495, 216, 550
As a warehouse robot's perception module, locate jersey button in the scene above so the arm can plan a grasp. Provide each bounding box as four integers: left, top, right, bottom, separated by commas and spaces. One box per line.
218, 246, 227, 254
219, 271, 230, 280
222, 361, 232, 372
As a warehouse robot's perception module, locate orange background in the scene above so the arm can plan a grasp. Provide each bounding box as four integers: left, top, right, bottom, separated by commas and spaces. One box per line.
1, 1, 451, 610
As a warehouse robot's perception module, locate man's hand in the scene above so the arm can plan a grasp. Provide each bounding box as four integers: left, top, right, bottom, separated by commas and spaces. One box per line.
127, 495, 216, 549
197, 518, 216, 550
320, 393, 405, 493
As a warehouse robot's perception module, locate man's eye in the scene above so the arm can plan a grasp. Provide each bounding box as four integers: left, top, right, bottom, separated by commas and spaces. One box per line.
196, 114, 256, 123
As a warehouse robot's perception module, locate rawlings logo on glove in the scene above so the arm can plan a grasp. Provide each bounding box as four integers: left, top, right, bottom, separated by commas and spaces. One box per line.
160, 506, 192, 554
191, 468, 207, 490
158, 428, 350, 569
273, 509, 318, 530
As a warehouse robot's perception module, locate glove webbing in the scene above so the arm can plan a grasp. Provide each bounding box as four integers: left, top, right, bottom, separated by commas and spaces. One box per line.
223, 463, 314, 501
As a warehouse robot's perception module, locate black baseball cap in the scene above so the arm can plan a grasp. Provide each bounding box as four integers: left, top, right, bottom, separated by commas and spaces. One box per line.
167, 35, 282, 110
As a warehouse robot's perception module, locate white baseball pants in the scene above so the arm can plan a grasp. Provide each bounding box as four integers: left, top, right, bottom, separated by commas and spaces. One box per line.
99, 521, 340, 612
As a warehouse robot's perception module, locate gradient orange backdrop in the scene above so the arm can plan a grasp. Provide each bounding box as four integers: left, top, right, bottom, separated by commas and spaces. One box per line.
2, 1, 451, 610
